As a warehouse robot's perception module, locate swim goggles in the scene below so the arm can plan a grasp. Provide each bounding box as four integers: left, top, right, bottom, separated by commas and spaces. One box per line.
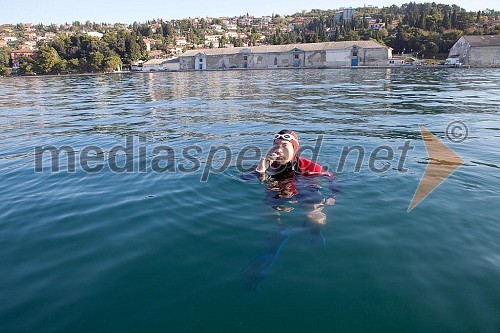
274, 133, 298, 142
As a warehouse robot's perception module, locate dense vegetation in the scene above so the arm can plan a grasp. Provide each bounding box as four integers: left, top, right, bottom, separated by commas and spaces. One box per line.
1, 3, 499, 75
269, 3, 499, 58
4, 31, 145, 75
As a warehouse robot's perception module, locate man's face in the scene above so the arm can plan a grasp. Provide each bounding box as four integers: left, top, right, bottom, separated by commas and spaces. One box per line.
272, 139, 295, 165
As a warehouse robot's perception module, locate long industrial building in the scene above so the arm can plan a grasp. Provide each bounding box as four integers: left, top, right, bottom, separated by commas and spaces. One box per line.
448, 35, 500, 67
179, 41, 392, 70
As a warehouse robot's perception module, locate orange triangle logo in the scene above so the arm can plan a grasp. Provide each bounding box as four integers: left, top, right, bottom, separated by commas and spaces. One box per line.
408, 126, 464, 212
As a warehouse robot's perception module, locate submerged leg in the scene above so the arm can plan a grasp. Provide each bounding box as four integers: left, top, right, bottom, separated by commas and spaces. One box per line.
243, 228, 289, 291
304, 203, 327, 246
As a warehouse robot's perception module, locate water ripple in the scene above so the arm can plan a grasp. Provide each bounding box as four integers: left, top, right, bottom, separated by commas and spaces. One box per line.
1, 68, 500, 332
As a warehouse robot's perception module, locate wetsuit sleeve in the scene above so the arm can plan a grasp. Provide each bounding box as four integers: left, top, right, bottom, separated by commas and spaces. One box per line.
298, 157, 330, 175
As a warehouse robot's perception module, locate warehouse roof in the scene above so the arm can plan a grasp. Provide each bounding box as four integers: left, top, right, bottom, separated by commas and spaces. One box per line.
463, 35, 500, 47
180, 40, 387, 57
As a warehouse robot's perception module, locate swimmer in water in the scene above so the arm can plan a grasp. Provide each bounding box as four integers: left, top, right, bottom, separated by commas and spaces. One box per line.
256, 130, 328, 177
243, 130, 338, 290
256, 129, 336, 217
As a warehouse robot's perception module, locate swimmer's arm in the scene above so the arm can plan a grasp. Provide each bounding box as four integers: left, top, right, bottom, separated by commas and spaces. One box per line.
256, 170, 269, 183
255, 158, 269, 173
255, 153, 279, 173
253, 160, 270, 183
324, 177, 341, 205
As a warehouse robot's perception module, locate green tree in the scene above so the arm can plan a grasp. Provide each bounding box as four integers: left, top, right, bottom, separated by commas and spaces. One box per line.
156, 25, 163, 37
0, 47, 11, 76
418, 13, 427, 30
78, 57, 89, 72
103, 54, 122, 72
0, 66, 11, 76
53, 59, 68, 73
424, 41, 439, 56
126, 32, 143, 61
89, 51, 104, 71
18, 56, 36, 75
456, 11, 474, 30
0, 47, 10, 68
37, 45, 62, 74
451, 10, 458, 28
442, 11, 451, 30
67, 58, 80, 73
318, 17, 328, 41
341, 30, 360, 41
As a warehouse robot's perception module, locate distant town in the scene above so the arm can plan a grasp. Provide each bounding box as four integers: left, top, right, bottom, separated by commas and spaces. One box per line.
1, 3, 500, 75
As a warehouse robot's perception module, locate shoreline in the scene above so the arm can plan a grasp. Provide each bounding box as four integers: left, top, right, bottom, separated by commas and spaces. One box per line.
3, 64, 478, 78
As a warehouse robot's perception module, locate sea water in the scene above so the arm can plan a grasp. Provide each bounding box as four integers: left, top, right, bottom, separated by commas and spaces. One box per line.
1, 68, 499, 332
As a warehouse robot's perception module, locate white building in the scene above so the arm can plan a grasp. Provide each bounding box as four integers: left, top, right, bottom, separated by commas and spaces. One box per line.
21, 41, 37, 50
174, 37, 187, 46
24, 32, 37, 40
225, 31, 239, 39
239, 18, 253, 26
24, 24, 35, 32
142, 58, 180, 71
86, 31, 104, 38
333, 12, 343, 23
180, 40, 391, 70
343, 8, 356, 20
388, 57, 405, 66
44, 32, 57, 39
204, 35, 222, 47
211, 24, 223, 32
4, 36, 17, 42
448, 35, 500, 67
334, 8, 356, 23
168, 46, 184, 55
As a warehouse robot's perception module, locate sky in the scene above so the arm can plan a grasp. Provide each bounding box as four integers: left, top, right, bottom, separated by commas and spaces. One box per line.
0, 0, 497, 25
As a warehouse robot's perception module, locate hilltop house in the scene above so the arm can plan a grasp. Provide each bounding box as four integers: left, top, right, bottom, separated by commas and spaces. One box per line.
148, 49, 164, 58
334, 8, 356, 23
174, 37, 187, 46
204, 35, 222, 47
10, 49, 36, 68
179, 41, 391, 70
85, 31, 103, 39
143, 38, 155, 52
448, 35, 500, 67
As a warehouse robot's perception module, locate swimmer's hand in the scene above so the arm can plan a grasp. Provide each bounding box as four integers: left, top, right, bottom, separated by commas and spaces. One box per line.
324, 196, 336, 206
255, 153, 279, 173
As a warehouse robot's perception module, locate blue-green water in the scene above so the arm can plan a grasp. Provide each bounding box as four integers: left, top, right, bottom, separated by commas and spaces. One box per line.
1, 69, 499, 332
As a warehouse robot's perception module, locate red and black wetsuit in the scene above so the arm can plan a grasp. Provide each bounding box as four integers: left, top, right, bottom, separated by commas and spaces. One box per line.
269, 156, 331, 179
298, 157, 329, 175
